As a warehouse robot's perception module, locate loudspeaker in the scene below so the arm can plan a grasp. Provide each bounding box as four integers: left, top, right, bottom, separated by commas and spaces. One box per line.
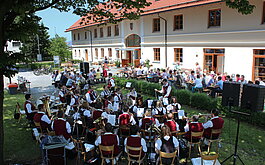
80, 62, 89, 74
241, 84, 265, 112
221, 82, 241, 107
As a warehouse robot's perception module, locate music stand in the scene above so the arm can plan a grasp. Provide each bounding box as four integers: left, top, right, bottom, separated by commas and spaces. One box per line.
221, 98, 250, 165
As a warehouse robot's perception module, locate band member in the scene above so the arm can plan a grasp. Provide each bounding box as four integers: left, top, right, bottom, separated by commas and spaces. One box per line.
153, 101, 167, 116
124, 125, 147, 158
113, 88, 122, 112
203, 109, 224, 140
155, 125, 179, 164
104, 96, 114, 111
95, 123, 121, 161
118, 108, 136, 125
139, 110, 160, 130
164, 113, 179, 132
52, 111, 71, 140
155, 79, 172, 99
33, 104, 51, 131
92, 109, 103, 121
24, 94, 37, 122
170, 97, 181, 111
70, 91, 79, 107
101, 85, 111, 100
107, 73, 115, 92
58, 85, 67, 103
85, 86, 97, 107
184, 115, 204, 142
127, 88, 137, 105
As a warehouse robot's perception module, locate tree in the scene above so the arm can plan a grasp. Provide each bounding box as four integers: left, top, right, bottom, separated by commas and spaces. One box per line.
0, 0, 256, 164
48, 34, 71, 61
20, 22, 51, 62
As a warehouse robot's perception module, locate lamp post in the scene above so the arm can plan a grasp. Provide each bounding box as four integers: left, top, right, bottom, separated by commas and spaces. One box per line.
87, 30, 93, 62
158, 13, 168, 68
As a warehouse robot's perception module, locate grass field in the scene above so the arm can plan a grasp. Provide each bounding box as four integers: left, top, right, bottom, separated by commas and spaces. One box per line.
3, 85, 265, 165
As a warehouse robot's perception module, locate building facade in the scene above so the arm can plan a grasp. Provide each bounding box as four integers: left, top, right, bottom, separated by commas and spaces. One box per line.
66, 0, 265, 81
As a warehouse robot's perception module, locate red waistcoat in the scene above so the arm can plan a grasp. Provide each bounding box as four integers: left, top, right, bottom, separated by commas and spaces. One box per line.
164, 120, 177, 132
101, 134, 120, 156
119, 113, 130, 125
24, 101, 36, 114
162, 85, 171, 97
93, 110, 103, 120
204, 117, 224, 139
53, 119, 71, 140
141, 117, 155, 129
185, 122, 204, 142
34, 113, 49, 130
127, 136, 145, 157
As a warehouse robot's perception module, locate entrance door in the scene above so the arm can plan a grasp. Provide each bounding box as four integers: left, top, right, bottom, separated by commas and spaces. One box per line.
134, 49, 141, 67
204, 49, 225, 73
85, 49, 88, 61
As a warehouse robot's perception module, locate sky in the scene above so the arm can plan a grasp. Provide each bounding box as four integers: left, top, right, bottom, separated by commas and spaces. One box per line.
36, 8, 80, 42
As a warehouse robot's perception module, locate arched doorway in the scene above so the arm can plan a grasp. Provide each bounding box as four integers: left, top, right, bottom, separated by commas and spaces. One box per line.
122, 34, 141, 67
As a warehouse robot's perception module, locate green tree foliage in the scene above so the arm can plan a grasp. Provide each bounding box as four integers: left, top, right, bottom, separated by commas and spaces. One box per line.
48, 34, 71, 62
20, 22, 51, 62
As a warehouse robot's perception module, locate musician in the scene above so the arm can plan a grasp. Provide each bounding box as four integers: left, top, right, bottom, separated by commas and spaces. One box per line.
155, 125, 179, 164
24, 94, 37, 122
104, 96, 114, 111
113, 88, 122, 112
85, 86, 97, 107
70, 91, 79, 107
203, 109, 224, 140
184, 115, 204, 142
118, 108, 136, 125
107, 73, 115, 92
164, 113, 179, 132
66, 75, 74, 88
52, 111, 71, 140
139, 110, 160, 130
95, 123, 121, 163
127, 88, 137, 105
155, 79, 172, 100
152, 101, 166, 116
58, 85, 67, 103
101, 85, 111, 100
33, 104, 51, 131
170, 97, 181, 111
124, 125, 147, 158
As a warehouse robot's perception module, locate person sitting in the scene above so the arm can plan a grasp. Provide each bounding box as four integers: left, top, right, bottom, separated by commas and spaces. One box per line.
95, 123, 121, 163
24, 94, 37, 123
139, 110, 160, 130
101, 85, 111, 102
118, 107, 136, 125
192, 75, 203, 93
164, 113, 179, 132
113, 88, 122, 112
184, 115, 204, 143
33, 104, 52, 132
124, 125, 147, 159
170, 97, 181, 112
85, 86, 97, 107
155, 125, 179, 164
210, 76, 223, 98
58, 85, 67, 103
52, 110, 71, 140
152, 101, 166, 116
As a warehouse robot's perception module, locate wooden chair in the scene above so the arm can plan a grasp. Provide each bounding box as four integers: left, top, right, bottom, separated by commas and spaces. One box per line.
188, 131, 204, 159
126, 145, 145, 165
207, 129, 222, 153
99, 145, 120, 165
159, 150, 178, 165
73, 139, 87, 164
201, 151, 219, 165
34, 122, 44, 134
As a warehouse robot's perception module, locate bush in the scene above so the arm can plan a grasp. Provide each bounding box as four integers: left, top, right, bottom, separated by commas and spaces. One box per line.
176, 89, 192, 106
190, 93, 217, 111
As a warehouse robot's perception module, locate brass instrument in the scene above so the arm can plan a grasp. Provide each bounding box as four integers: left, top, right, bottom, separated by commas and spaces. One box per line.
198, 113, 212, 122
40, 95, 51, 117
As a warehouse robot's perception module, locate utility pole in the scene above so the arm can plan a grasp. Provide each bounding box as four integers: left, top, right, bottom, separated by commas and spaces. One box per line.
158, 13, 168, 68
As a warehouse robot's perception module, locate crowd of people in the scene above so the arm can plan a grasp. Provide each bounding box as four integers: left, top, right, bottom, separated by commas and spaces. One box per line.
23, 66, 225, 164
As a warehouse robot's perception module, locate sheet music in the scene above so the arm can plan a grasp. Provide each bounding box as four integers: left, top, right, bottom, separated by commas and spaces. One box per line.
178, 110, 185, 119
65, 105, 71, 116
158, 96, 163, 101
137, 108, 145, 117
107, 115, 116, 126
84, 143, 95, 152
166, 105, 174, 111
163, 98, 169, 105
147, 100, 153, 108
126, 82, 132, 88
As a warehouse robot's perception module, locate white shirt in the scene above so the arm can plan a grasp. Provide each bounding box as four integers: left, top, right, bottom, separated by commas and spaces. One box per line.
184, 121, 199, 132
83, 110, 91, 118
203, 116, 219, 129
139, 116, 160, 128
85, 91, 96, 104
109, 78, 115, 87
37, 112, 51, 124
70, 97, 76, 106
195, 78, 203, 88
124, 135, 147, 153
118, 112, 136, 125
101, 111, 110, 119
152, 107, 166, 115
155, 136, 179, 151
25, 100, 34, 113
59, 90, 65, 97
73, 112, 81, 120
95, 132, 119, 146
160, 83, 172, 97
51, 118, 71, 134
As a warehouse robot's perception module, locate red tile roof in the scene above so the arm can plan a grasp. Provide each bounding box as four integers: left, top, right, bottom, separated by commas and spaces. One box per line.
66, 0, 222, 32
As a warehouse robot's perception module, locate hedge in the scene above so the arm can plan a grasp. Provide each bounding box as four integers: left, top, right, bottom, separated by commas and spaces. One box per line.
115, 77, 265, 127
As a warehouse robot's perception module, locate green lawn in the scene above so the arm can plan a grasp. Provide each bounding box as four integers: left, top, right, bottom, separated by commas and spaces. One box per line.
3, 85, 265, 165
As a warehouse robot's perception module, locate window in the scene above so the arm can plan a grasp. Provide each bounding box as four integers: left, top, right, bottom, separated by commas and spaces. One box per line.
153, 18, 160, 32
75, 50, 77, 56
174, 15, 183, 30
261, 2, 265, 24
95, 48, 98, 59
203, 48, 225, 73
125, 34, 141, 47
73, 34, 76, 40
114, 25, 119, 36
100, 28, 103, 38
78, 33, 80, 40
12, 41, 21, 47
174, 48, 183, 63
107, 26, 111, 37
101, 48, 104, 58
209, 9, 221, 27
116, 50, 120, 58
253, 49, 265, 81
94, 29, 97, 38
85, 32, 87, 40
153, 48, 160, 61
108, 48, 112, 57
79, 50, 81, 57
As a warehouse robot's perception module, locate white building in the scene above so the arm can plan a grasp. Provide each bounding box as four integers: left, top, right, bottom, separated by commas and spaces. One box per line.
5, 41, 22, 53
66, 0, 265, 81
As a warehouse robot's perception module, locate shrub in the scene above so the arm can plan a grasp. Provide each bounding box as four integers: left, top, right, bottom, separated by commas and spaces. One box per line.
190, 93, 217, 111
175, 89, 192, 106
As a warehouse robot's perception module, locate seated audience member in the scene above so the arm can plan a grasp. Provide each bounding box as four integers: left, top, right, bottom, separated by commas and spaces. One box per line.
203, 109, 224, 140
239, 75, 247, 84
95, 123, 121, 159
124, 125, 147, 159
192, 75, 203, 93
34, 104, 51, 131
184, 115, 204, 143
164, 113, 179, 132
155, 125, 179, 164
139, 110, 160, 130
24, 94, 37, 122
52, 111, 71, 140
210, 76, 223, 98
